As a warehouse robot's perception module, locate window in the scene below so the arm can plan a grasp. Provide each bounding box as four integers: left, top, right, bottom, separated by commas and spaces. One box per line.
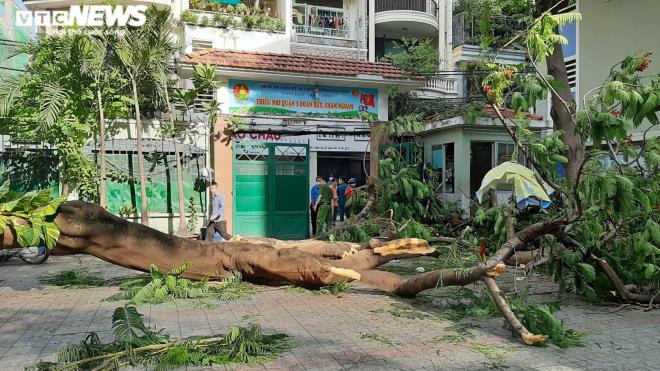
496, 143, 515, 164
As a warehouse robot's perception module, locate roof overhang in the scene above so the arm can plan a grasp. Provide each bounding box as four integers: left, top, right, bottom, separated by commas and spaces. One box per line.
178, 63, 423, 91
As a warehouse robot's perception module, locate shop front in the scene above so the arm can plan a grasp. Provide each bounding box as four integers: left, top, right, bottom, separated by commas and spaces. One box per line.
217, 79, 380, 238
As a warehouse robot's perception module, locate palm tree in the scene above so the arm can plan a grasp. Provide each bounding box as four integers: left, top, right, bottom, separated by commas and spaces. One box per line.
156, 71, 189, 236
77, 33, 115, 208
114, 7, 175, 226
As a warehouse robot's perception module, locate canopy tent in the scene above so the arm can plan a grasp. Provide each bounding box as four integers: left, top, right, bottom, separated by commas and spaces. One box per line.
475, 161, 553, 209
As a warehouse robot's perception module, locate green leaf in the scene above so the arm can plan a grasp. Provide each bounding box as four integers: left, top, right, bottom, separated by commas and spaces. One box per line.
42, 222, 60, 249
34, 196, 66, 217
643, 264, 656, 280
0, 180, 10, 201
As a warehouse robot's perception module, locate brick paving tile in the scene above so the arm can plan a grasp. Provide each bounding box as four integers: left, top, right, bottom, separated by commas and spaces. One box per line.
1, 255, 660, 370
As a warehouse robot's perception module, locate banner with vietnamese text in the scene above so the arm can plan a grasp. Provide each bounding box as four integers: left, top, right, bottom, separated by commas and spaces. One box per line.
227, 80, 378, 120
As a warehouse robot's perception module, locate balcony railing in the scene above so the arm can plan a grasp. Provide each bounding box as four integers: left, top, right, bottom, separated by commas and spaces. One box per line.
376, 0, 438, 17
422, 75, 459, 95
293, 25, 355, 40
452, 12, 529, 49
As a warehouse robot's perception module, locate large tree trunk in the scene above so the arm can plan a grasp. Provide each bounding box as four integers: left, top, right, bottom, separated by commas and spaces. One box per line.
536, 0, 585, 180
1, 202, 564, 344
546, 44, 585, 180
131, 79, 149, 226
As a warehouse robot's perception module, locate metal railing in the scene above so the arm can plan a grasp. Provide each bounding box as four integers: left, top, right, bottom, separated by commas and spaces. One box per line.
452, 12, 529, 48
375, 0, 438, 17
293, 25, 355, 39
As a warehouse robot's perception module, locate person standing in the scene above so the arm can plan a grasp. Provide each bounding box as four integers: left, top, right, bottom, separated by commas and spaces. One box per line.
336, 176, 348, 222
310, 176, 322, 235
329, 175, 339, 224
344, 178, 357, 218
314, 177, 333, 233
205, 181, 232, 241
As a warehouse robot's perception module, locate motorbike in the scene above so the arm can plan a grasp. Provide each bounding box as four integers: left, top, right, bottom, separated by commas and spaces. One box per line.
0, 246, 50, 264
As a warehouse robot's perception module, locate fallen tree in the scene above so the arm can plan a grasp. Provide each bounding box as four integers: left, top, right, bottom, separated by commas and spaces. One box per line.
1, 197, 570, 345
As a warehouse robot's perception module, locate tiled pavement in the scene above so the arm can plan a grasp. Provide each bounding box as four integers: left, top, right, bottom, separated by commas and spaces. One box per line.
1, 255, 659, 370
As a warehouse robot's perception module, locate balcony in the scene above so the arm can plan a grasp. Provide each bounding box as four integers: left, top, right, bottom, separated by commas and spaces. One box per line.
374, 0, 439, 40
418, 75, 459, 98
452, 12, 529, 49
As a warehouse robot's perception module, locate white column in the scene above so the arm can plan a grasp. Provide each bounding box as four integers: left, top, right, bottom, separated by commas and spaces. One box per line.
444, 0, 453, 70
309, 151, 318, 189
368, 0, 375, 62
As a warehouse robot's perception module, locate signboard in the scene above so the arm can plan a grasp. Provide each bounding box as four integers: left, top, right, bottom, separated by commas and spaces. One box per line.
228, 80, 378, 120
317, 129, 345, 141
233, 129, 370, 153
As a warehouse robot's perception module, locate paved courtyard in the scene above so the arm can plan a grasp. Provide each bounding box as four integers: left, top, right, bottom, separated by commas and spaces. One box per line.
0, 255, 659, 370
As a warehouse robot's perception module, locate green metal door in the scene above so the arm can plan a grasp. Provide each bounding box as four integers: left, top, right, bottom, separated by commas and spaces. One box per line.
233, 143, 309, 239
271, 144, 309, 239
233, 143, 270, 237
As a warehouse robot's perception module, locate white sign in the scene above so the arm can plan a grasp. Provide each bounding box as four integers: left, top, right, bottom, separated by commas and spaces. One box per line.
233, 130, 370, 153
16, 6, 147, 27
317, 129, 345, 141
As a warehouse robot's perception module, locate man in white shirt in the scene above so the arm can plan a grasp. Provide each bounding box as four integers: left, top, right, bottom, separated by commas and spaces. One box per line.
205, 181, 232, 241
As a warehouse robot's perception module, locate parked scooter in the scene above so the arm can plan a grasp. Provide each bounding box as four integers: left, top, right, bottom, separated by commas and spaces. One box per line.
0, 246, 50, 264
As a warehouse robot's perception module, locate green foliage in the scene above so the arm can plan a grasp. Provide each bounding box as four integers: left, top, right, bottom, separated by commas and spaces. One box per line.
359, 332, 396, 345
377, 151, 446, 225
440, 288, 583, 348
0, 181, 64, 248
180, 10, 198, 24
454, 0, 534, 49
527, 12, 582, 63
187, 197, 200, 234
32, 305, 291, 370
39, 268, 107, 288
284, 281, 351, 295
382, 38, 439, 75
105, 263, 254, 305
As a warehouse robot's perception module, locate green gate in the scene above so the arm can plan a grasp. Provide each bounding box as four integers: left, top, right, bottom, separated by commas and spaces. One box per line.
233, 143, 309, 239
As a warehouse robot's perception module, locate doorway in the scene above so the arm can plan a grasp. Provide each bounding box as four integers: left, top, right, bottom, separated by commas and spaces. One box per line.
470, 142, 493, 194
316, 152, 369, 186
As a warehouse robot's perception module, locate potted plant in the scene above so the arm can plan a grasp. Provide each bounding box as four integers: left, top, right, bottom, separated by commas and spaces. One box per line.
200, 15, 211, 26
236, 3, 247, 15
180, 10, 198, 24
226, 4, 235, 14
242, 14, 257, 29
189, 0, 202, 11
215, 14, 233, 28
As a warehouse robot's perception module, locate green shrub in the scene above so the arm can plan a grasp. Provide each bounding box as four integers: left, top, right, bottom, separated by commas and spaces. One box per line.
180, 10, 198, 24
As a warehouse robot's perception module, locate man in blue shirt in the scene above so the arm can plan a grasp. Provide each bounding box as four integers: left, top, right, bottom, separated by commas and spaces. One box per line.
310, 176, 322, 235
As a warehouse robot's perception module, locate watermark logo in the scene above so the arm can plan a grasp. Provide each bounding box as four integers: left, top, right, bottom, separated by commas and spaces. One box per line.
16, 5, 147, 27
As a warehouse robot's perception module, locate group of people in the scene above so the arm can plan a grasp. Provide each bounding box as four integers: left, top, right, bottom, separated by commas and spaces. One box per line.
310, 175, 357, 235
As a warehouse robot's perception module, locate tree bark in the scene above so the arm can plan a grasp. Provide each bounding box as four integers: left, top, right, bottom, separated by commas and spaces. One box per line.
546, 44, 584, 180
96, 89, 107, 209
131, 78, 149, 226
535, 0, 585, 181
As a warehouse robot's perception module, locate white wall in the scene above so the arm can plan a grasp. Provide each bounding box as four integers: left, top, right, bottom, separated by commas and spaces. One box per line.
183, 24, 290, 54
